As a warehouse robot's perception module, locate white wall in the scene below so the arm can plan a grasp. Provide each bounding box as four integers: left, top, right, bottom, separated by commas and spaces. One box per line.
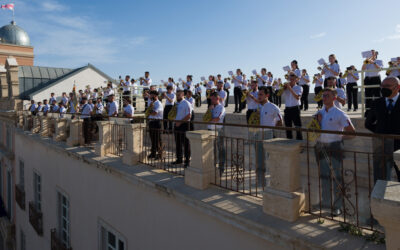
14, 132, 280, 250
30, 67, 109, 102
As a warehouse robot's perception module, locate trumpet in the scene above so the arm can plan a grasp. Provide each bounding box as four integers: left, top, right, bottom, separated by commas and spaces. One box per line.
314, 90, 323, 102
276, 83, 286, 97
342, 70, 349, 78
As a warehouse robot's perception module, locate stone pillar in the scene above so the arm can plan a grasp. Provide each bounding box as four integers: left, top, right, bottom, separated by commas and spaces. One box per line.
53, 118, 68, 142
184, 130, 215, 190
371, 180, 400, 250
95, 121, 111, 157
32, 115, 41, 133
262, 138, 305, 222
66, 119, 84, 146
23, 113, 31, 131
46, 117, 55, 138
0, 65, 7, 98
5, 57, 19, 98
38, 116, 49, 137
394, 150, 400, 168
122, 124, 144, 165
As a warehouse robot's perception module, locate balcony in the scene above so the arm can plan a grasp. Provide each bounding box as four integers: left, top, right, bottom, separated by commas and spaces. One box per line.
15, 184, 25, 210
29, 201, 43, 236
51, 229, 72, 250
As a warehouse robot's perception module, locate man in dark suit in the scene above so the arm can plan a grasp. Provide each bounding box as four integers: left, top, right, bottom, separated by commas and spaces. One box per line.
365, 76, 400, 183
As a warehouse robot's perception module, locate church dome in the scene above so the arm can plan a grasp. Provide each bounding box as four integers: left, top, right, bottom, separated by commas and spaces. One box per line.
0, 21, 30, 46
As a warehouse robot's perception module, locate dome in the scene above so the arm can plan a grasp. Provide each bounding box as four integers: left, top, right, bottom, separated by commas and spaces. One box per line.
0, 21, 30, 46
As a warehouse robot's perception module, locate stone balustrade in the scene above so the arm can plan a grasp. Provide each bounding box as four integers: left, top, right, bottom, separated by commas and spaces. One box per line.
122, 123, 144, 166
66, 119, 84, 147
94, 121, 111, 157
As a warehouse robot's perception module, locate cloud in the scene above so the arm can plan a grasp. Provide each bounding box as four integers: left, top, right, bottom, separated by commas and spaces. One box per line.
310, 32, 326, 39
373, 24, 400, 43
41, 1, 68, 12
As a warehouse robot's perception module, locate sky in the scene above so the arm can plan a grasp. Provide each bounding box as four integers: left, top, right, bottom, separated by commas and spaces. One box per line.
0, 0, 400, 87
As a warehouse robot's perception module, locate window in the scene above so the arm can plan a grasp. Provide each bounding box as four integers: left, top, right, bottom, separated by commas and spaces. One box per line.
19, 160, 25, 189
20, 229, 26, 250
7, 170, 12, 219
57, 191, 70, 248
33, 172, 41, 211
0, 162, 3, 202
100, 223, 126, 250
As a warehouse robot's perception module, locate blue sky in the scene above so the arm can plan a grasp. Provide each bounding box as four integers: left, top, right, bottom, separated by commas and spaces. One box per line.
0, 0, 400, 85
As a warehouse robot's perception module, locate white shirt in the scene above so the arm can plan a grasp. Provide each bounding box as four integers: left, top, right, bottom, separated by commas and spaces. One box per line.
338, 78, 347, 87
122, 81, 132, 92
323, 63, 340, 78
259, 102, 282, 127
233, 75, 244, 88
49, 97, 56, 104
292, 69, 301, 78
283, 85, 302, 107
208, 104, 225, 130
257, 75, 268, 88
43, 104, 50, 113
52, 105, 59, 112
124, 104, 134, 117
241, 80, 248, 90
104, 88, 114, 97
299, 75, 310, 86
142, 77, 152, 87
346, 72, 359, 83
165, 92, 175, 106
224, 82, 231, 90
315, 78, 324, 88
69, 102, 76, 114
334, 88, 346, 109
317, 106, 353, 143
108, 101, 118, 116
186, 97, 195, 110
59, 107, 66, 118
131, 82, 138, 95
195, 86, 202, 94
62, 96, 69, 105
365, 60, 383, 77
148, 100, 163, 119
175, 99, 192, 121
389, 69, 400, 77
37, 105, 43, 112
96, 103, 104, 114
184, 81, 192, 90
217, 89, 227, 106
247, 90, 258, 110
81, 103, 93, 118
29, 103, 37, 112
206, 81, 214, 90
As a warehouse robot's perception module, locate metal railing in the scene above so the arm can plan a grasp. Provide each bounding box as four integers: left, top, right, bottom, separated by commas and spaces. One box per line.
109, 122, 127, 156
29, 201, 43, 236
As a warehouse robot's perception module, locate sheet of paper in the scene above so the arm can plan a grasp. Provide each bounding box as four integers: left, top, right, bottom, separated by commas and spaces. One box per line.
391, 57, 399, 62
317, 58, 326, 65
178, 78, 182, 82
228, 71, 234, 76
361, 50, 373, 59
283, 66, 290, 71
252, 69, 257, 75
200, 76, 206, 81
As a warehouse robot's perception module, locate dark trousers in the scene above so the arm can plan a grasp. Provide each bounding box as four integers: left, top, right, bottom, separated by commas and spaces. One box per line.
174, 123, 191, 162
83, 118, 92, 144
246, 109, 256, 123
149, 120, 162, 155
365, 76, 381, 115
195, 95, 201, 107
372, 138, 400, 183
275, 90, 281, 107
163, 105, 173, 131
224, 89, 230, 107
234, 87, 242, 112
284, 106, 303, 140
190, 112, 195, 131
300, 85, 309, 110
315, 141, 344, 210
346, 82, 358, 110
132, 97, 137, 108
267, 87, 273, 102
314, 86, 323, 108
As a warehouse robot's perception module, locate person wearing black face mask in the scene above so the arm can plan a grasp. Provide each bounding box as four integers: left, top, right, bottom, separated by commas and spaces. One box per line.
365, 76, 400, 185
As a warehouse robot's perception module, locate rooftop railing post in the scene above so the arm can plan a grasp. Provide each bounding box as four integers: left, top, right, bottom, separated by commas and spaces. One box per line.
262, 138, 305, 222
371, 180, 400, 250
361, 71, 365, 117
94, 120, 111, 157
122, 123, 143, 165
185, 130, 216, 190
66, 118, 84, 146
32, 115, 41, 133
38, 115, 49, 137
53, 118, 68, 142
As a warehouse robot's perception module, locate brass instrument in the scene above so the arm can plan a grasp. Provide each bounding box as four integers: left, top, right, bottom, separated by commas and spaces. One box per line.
276, 83, 286, 97
145, 102, 154, 118
241, 89, 249, 103
203, 108, 212, 122
206, 89, 212, 99
306, 118, 321, 142
168, 104, 177, 121
248, 109, 260, 125
314, 90, 323, 102
342, 70, 349, 78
